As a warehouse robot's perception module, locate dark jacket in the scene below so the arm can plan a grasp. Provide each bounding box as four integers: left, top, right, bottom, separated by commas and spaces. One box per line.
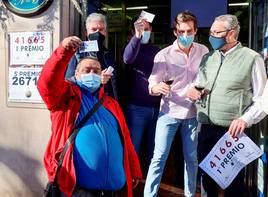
123, 36, 161, 107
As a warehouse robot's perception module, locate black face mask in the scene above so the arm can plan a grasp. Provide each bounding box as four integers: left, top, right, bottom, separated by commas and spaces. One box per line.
88, 31, 105, 47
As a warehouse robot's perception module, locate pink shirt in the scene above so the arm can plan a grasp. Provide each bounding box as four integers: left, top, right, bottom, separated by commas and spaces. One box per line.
148, 40, 209, 119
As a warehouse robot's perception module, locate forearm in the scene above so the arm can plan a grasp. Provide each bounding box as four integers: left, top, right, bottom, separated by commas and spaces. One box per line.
239, 56, 267, 126
123, 36, 141, 64
37, 45, 75, 108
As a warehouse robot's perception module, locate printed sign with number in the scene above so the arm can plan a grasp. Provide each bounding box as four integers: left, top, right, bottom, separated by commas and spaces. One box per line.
199, 132, 263, 189
8, 67, 43, 103
9, 31, 51, 65
8, 31, 52, 103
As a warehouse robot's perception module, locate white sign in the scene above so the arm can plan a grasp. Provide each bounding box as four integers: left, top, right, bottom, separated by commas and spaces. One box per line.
8, 67, 43, 103
9, 31, 51, 65
140, 10, 155, 23
199, 132, 263, 189
79, 40, 99, 53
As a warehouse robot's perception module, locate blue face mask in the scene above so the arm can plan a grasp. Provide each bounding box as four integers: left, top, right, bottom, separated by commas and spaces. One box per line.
141, 31, 151, 44
209, 35, 227, 50
178, 35, 194, 48
78, 73, 101, 93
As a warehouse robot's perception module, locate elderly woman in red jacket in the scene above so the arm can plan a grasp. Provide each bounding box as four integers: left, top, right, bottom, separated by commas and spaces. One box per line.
37, 36, 142, 197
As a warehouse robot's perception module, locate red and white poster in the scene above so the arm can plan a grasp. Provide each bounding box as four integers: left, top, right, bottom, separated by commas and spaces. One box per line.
8, 31, 52, 103
9, 31, 51, 65
199, 132, 263, 189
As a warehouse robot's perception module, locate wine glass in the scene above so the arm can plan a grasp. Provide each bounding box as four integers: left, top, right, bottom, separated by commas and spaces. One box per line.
194, 81, 210, 108
163, 71, 175, 98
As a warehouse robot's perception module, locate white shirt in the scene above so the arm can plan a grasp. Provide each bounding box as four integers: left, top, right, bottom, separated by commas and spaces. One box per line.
259, 80, 268, 114
221, 45, 267, 126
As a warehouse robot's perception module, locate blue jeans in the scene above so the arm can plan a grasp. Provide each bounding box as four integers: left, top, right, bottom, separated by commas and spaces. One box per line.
144, 113, 198, 197
126, 104, 159, 169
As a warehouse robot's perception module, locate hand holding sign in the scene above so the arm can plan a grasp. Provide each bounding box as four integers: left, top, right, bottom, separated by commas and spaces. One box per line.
101, 66, 114, 85
134, 10, 155, 38
62, 36, 82, 51
139, 10, 155, 23
134, 20, 145, 37
199, 132, 263, 189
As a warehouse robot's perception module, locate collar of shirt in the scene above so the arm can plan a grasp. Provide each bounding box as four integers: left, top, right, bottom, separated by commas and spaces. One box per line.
173, 40, 196, 54
219, 42, 241, 57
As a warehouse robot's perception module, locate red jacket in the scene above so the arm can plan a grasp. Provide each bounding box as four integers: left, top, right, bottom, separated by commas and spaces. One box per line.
37, 44, 142, 197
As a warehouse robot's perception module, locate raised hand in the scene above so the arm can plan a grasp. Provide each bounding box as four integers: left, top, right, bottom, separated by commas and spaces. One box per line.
134, 19, 146, 38
61, 36, 82, 51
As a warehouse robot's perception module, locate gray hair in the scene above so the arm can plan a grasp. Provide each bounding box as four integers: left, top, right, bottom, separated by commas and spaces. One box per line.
85, 13, 107, 30
75, 57, 100, 72
214, 14, 240, 39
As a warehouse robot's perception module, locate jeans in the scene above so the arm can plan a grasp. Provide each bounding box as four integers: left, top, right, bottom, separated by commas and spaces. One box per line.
144, 113, 199, 197
126, 104, 159, 169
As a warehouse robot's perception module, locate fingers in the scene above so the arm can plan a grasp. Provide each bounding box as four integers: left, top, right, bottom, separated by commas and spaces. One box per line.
152, 82, 171, 95
134, 19, 146, 27
228, 119, 247, 137
62, 36, 82, 51
186, 87, 202, 101
134, 19, 145, 38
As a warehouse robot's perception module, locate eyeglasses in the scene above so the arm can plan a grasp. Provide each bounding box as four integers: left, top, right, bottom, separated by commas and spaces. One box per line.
209, 29, 231, 36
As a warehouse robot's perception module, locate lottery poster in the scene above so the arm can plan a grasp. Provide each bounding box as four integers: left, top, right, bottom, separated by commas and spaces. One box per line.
199, 132, 263, 189
8, 31, 52, 103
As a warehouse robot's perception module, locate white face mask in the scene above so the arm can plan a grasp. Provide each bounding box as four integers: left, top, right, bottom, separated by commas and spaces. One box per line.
79, 73, 101, 93
141, 31, 151, 44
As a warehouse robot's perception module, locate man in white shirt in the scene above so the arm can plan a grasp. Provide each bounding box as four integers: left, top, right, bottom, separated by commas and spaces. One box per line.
187, 14, 267, 197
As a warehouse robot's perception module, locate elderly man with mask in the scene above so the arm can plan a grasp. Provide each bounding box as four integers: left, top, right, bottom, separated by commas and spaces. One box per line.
187, 14, 267, 196
144, 11, 208, 197
38, 36, 142, 197
65, 13, 118, 100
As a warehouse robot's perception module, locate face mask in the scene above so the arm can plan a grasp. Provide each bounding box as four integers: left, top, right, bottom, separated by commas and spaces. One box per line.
88, 31, 105, 48
209, 35, 227, 50
79, 73, 101, 93
141, 31, 151, 44
178, 35, 194, 48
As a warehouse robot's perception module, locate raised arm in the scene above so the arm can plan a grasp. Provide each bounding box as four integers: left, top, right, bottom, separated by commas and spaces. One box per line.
123, 36, 142, 64
37, 36, 81, 110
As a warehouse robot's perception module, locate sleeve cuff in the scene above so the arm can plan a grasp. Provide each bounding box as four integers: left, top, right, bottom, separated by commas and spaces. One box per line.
239, 116, 252, 128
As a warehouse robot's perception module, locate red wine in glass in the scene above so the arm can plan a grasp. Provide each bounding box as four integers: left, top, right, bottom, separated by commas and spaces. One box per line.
195, 85, 205, 92
164, 80, 174, 85
194, 85, 207, 107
